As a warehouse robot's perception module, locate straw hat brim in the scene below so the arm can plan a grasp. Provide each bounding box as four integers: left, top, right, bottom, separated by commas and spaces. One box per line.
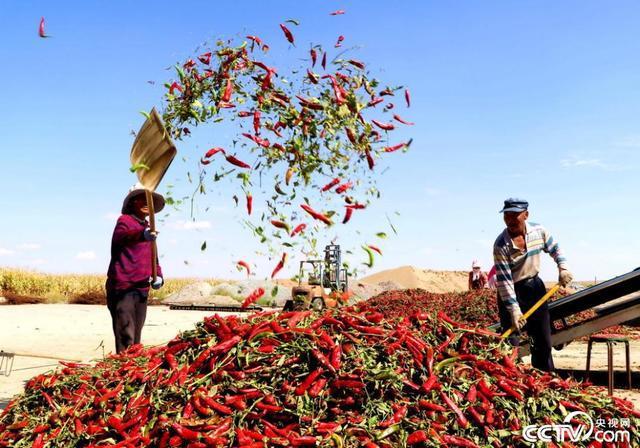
121, 189, 165, 214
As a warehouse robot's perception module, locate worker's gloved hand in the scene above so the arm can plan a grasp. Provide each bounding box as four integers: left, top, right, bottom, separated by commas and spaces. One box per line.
149, 276, 164, 290
507, 305, 526, 331
143, 228, 157, 241
558, 269, 573, 287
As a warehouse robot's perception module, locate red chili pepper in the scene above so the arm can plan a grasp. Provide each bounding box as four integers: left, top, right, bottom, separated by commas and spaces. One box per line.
393, 114, 414, 125
335, 182, 353, 194
300, 204, 333, 225
321, 52, 327, 70
342, 206, 354, 224
252, 110, 261, 134
330, 9, 346, 15
221, 78, 233, 103
246, 35, 264, 49
201, 147, 225, 165
306, 69, 319, 84
245, 193, 253, 215
383, 142, 408, 153
371, 119, 395, 131
237, 111, 252, 117
224, 154, 251, 169
236, 260, 251, 277
169, 82, 182, 95
405, 88, 411, 107
242, 132, 271, 148
197, 52, 211, 65
312, 349, 336, 374
290, 223, 306, 237
38, 17, 49, 38
171, 423, 200, 441
407, 430, 428, 445
270, 219, 290, 232
271, 252, 287, 278
367, 245, 382, 255
440, 435, 480, 448
279, 23, 295, 44
241, 287, 264, 309
347, 59, 365, 70
310, 48, 317, 67
321, 178, 341, 192
440, 391, 469, 429
295, 368, 323, 395
367, 97, 384, 108
334, 35, 345, 48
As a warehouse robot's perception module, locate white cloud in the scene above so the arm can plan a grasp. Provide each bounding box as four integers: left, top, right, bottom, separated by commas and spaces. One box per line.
18, 243, 41, 250
76, 251, 97, 260
560, 158, 607, 169
174, 220, 212, 230
31, 258, 47, 265
0, 248, 15, 256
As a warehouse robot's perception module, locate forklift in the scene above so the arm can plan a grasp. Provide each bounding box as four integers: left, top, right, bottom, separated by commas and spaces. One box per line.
283, 244, 349, 312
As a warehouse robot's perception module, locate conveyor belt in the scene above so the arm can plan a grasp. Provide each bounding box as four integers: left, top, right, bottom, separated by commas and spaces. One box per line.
490, 268, 640, 355
548, 268, 640, 320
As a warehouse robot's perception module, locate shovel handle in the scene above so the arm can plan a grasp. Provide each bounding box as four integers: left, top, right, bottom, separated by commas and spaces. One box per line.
145, 190, 158, 282
501, 284, 560, 339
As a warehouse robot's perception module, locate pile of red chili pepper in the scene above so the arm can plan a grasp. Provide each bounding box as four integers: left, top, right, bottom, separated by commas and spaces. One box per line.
157, 17, 411, 272
362, 289, 499, 328
2, 305, 639, 447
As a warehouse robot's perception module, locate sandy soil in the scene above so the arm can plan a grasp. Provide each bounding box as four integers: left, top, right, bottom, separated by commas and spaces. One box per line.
360, 266, 469, 292
1, 304, 638, 411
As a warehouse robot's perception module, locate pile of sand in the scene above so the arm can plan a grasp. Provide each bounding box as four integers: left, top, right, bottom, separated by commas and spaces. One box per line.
359, 266, 469, 293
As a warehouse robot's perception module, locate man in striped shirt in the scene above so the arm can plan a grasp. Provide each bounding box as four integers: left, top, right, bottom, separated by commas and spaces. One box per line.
494, 198, 573, 371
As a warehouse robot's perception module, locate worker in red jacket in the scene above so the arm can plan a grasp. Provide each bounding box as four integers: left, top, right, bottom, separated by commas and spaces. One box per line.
468, 260, 488, 290
106, 185, 165, 353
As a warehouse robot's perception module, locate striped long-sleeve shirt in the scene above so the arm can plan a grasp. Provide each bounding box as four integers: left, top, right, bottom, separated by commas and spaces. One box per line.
493, 222, 567, 307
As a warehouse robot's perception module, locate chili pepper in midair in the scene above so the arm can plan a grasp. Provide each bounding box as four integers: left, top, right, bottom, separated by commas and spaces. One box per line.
330, 10, 346, 15
334, 35, 345, 48
169, 82, 182, 95
342, 206, 354, 224
300, 203, 333, 225
383, 142, 408, 153
224, 154, 251, 169
246, 193, 253, 215
236, 260, 251, 277
290, 223, 306, 237
253, 110, 261, 134
321, 178, 341, 192
221, 78, 233, 103
38, 17, 49, 38
321, 52, 327, 69
367, 245, 382, 255
393, 114, 414, 125
371, 119, 396, 131
362, 245, 375, 268
335, 182, 353, 194
310, 48, 317, 67
405, 88, 411, 107
241, 287, 265, 308
270, 219, 291, 233
279, 23, 295, 44
197, 52, 212, 65
271, 252, 287, 278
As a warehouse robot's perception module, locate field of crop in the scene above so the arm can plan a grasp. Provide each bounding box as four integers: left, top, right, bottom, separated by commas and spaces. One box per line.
0, 268, 206, 304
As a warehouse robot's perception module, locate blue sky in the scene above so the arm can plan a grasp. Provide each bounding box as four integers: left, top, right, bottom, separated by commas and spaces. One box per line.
0, 1, 638, 282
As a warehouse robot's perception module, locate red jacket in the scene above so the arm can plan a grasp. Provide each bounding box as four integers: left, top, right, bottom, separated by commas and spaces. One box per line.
106, 214, 162, 293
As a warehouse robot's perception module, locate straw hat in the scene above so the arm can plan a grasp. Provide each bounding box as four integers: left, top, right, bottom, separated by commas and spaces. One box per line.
121, 183, 165, 214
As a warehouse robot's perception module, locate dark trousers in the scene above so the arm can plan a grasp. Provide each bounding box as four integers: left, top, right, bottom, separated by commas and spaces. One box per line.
498, 275, 554, 372
106, 289, 148, 354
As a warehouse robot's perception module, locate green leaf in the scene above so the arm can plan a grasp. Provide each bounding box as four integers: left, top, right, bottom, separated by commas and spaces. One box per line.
139, 111, 151, 120
285, 19, 300, 26
376, 232, 388, 239
271, 285, 279, 297
201, 241, 207, 251
129, 163, 150, 173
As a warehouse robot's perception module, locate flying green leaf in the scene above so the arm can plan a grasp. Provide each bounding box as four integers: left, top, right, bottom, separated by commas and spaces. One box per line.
376, 232, 388, 239
285, 19, 300, 26
129, 163, 150, 173
201, 241, 207, 251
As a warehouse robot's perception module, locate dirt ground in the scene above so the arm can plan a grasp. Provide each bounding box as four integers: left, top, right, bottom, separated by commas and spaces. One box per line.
1, 304, 639, 410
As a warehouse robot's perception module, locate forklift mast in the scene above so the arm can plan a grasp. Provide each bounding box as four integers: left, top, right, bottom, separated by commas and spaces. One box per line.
323, 244, 348, 292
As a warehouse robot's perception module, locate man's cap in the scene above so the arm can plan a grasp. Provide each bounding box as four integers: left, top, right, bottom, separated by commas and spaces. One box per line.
472, 260, 480, 269
499, 198, 528, 213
